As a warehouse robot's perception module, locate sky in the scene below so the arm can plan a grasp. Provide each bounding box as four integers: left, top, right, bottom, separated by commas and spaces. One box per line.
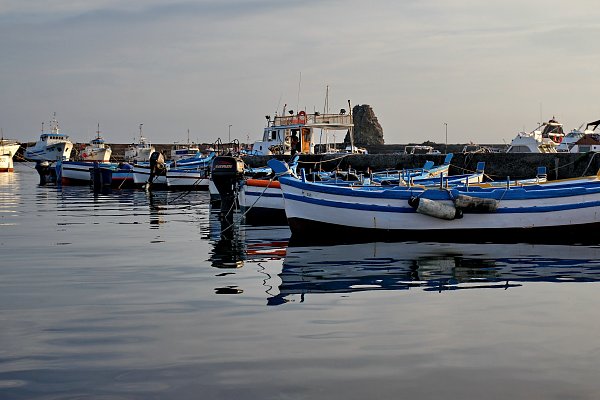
1, 0, 600, 145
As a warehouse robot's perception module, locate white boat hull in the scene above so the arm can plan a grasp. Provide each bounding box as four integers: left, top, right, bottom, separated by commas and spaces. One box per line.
0, 143, 21, 158
238, 181, 286, 224
166, 169, 210, 190
0, 154, 13, 172
132, 165, 166, 187
25, 142, 73, 161
81, 147, 112, 162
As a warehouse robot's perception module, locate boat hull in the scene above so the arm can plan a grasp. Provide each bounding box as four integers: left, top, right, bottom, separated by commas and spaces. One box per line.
0, 155, 14, 172
238, 180, 286, 225
166, 169, 210, 190
132, 165, 167, 188
61, 161, 134, 187
0, 142, 21, 158
81, 148, 112, 162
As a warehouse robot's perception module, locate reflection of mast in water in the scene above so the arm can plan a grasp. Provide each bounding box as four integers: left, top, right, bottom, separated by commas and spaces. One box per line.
208, 209, 245, 269
208, 209, 245, 295
268, 242, 600, 305
148, 191, 167, 228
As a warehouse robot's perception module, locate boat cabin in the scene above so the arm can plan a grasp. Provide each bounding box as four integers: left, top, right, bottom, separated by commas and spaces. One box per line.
540, 118, 565, 143
251, 111, 353, 156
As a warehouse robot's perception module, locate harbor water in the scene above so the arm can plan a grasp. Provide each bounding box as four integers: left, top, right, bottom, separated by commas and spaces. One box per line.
2, 163, 600, 399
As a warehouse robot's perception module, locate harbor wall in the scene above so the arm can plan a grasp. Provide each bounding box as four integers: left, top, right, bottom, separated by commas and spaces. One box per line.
242, 152, 600, 180
16, 143, 600, 180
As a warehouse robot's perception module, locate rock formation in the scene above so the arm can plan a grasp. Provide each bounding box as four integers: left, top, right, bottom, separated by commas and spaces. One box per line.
344, 104, 384, 146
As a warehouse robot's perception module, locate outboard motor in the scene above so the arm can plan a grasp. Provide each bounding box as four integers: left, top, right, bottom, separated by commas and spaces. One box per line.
91, 162, 113, 193
35, 161, 57, 185
147, 151, 166, 190
211, 155, 245, 221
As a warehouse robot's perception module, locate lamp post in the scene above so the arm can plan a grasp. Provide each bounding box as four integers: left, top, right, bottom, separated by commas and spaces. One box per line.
228, 124, 232, 144
443, 122, 448, 154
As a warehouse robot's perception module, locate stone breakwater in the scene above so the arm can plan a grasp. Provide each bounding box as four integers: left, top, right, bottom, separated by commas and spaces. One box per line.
243, 152, 600, 181
17, 143, 600, 180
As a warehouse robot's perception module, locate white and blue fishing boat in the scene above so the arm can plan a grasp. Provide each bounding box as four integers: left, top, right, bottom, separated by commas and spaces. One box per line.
25, 114, 73, 161
166, 152, 215, 190
269, 159, 600, 244
59, 160, 134, 187
133, 151, 216, 190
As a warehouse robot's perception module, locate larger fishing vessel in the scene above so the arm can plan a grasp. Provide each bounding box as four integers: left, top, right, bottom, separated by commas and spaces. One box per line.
24, 114, 73, 161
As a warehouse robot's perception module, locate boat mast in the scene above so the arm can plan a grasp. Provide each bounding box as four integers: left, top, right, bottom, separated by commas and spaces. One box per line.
348, 99, 354, 152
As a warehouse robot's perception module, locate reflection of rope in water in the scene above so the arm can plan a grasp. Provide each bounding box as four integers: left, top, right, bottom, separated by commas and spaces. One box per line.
257, 262, 277, 298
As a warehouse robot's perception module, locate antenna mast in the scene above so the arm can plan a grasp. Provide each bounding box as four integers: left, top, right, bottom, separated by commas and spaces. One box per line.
296, 72, 302, 113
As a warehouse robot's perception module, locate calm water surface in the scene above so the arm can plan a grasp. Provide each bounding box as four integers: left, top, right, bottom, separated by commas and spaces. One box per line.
2, 164, 600, 399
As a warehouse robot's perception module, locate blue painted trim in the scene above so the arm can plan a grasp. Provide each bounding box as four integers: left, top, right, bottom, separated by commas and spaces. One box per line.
243, 192, 284, 199
280, 176, 600, 201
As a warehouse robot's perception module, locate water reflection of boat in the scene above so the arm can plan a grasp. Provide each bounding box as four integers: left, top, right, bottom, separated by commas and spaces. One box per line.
268, 241, 600, 305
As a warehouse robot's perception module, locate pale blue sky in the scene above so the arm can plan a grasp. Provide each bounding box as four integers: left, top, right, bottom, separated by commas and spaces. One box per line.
1, 0, 599, 144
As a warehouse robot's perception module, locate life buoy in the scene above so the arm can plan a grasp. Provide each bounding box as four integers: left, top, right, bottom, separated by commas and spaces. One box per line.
298, 110, 307, 124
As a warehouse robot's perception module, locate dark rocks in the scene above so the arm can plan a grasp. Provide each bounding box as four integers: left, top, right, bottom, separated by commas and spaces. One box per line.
344, 104, 384, 146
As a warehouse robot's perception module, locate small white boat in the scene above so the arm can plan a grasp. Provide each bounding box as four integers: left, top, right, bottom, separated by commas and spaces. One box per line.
403, 145, 441, 155
125, 124, 155, 163
170, 131, 200, 161
506, 118, 564, 153
165, 152, 215, 190
59, 160, 135, 188
80, 124, 112, 162
25, 114, 73, 161
132, 163, 167, 187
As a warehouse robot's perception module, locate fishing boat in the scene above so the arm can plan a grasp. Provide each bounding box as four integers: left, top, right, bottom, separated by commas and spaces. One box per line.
250, 106, 354, 156
24, 114, 73, 161
124, 124, 155, 163
59, 160, 134, 187
170, 130, 200, 161
134, 151, 216, 189
506, 118, 564, 153
165, 152, 215, 190
269, 159, 600, 244
80, 124, 112, 162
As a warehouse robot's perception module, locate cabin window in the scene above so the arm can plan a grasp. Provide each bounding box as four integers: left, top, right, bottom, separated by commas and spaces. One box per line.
508, 145, 530, 153
580, 146, 591, 152
270, 131, 277, 140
